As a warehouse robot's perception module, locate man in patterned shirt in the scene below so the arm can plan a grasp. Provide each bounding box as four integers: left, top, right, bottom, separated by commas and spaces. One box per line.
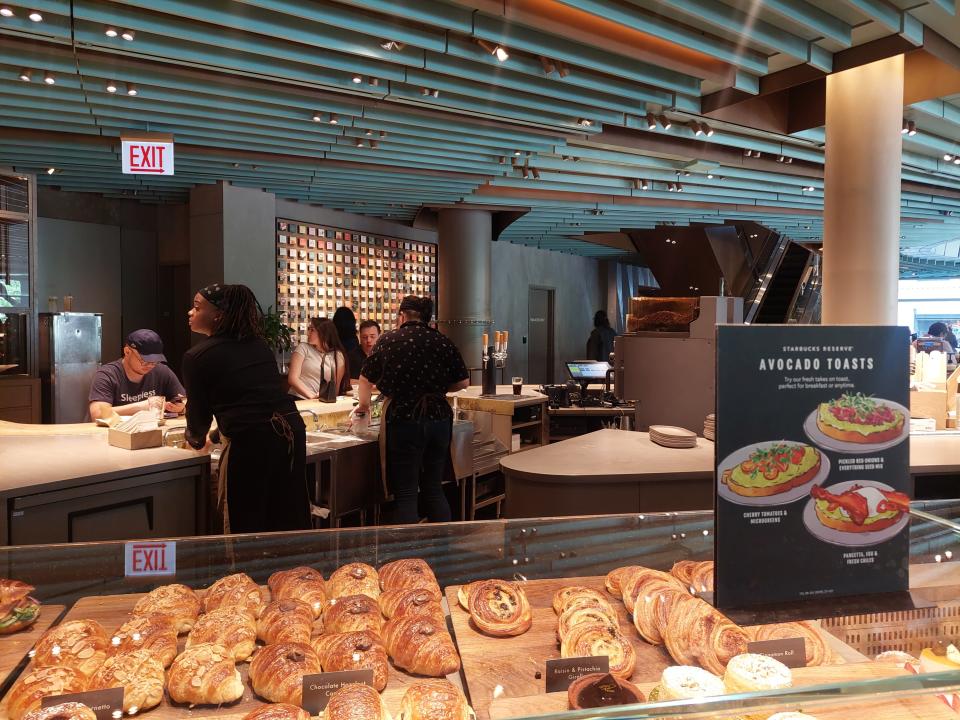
357, 295, 469, 523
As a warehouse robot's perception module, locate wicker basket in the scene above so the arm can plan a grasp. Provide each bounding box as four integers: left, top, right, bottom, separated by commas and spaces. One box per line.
821, 603, 960, 657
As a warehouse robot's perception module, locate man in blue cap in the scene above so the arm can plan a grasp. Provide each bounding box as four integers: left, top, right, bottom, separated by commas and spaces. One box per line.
88, 329, 186, 420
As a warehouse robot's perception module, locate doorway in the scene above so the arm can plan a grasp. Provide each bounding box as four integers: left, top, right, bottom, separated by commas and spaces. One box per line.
527, 286, 555, 384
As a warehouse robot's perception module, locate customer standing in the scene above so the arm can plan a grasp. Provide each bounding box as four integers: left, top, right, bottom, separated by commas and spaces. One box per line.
356, 296, 469, 524
332, 306, 359, 393
586, 310, 617, 362
182, 283, 310, 533
287, 318, 346, 401
349, 320, 381, 380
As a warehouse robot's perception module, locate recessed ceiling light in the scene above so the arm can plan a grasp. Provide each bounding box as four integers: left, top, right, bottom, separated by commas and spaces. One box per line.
106, 80, 117, 93
28, 10, 42, 22
18, 68, 30, 82
43, 71, 55, 85
0, 7, 14, 17
105, 26, 118, 37
121, 29, 135, 41
125, 82, 137, 96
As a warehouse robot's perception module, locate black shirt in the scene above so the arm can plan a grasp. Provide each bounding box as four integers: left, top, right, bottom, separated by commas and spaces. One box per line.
181, 335, 297, 448
360, 321, 468, 421
347, 345, 366, 380
88, 359, 185, 406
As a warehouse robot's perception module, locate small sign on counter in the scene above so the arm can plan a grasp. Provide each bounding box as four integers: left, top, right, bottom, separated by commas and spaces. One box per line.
747, 637, 807, 668
125, 541, 176, 576
42, 687, 124, 720
545, 656, 609, 692
301, 669, 374, 713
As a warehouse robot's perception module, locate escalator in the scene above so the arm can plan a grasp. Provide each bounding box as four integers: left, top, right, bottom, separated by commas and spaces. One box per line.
753, 242, 816, 324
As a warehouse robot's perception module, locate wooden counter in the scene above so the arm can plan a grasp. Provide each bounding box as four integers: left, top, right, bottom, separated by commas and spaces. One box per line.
450, 385, 547, 415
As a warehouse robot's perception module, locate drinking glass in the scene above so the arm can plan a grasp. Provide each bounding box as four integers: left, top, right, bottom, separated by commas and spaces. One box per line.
512, 377, 523, 395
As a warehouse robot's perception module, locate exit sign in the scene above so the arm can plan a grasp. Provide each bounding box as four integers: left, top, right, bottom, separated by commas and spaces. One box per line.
121, 135, 174, 175
124, 541, 176, 576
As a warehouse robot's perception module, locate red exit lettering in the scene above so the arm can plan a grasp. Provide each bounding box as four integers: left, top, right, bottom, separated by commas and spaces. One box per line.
129, 144, 166, 172
131, 544, 168, 572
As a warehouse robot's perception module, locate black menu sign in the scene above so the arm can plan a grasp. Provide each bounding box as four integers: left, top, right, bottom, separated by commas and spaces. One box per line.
715, 325, 910, 609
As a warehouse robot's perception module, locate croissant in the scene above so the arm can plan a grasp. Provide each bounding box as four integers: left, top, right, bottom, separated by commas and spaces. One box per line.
33, 619, 109, 678
632, 579, 687, 645
132, 583, 201, 633
186, 607, 257, 662
622, 569, 685, 615
747, 621, 828, 666
379, 587, 443, 621
87, 648, 165, 713
258, 599, 315, 645
706, 613, 751, 676
689, 561, 715, 595
312, 630, 389, 691
166, 643, 244, 706
557, 603, 618, 643
466, 580, 532, 637
249, 642, 322, 705
560, 623, 636, 679
378, 559, 438, 593
324, 683, 392, 720
109, 614, 178, 667
398, 681, 474, 720
604, 567, 641, 597
328, 563, 380, 601
669, 560, 698, 588
21, 703, 96, 720
383, 616, 460, 677
202, 573, 265, 617
664, 595, 748, 675
244, 704, 311, 720
552, 587, 610, 616
6, 667, 87, 720
269, 567, 327, 619
324, 594, 383, 637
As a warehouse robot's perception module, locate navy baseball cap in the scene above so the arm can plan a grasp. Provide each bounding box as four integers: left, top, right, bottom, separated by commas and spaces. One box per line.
126, 329, 166, 363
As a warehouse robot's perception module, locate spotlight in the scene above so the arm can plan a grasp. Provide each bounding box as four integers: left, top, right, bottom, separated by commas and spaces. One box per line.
379, 130, 387, 138
691, 122, 703, 136
786, 157, 793, 163
645, 112, 657, 130
668, 183, 676, 192
805, 186, 815, 192
28, 10, 42, 22
907, 120, 917, 136
677, 182, 683, 192
368, 77, 379, 86
351, 74, 362, 84
531, 168, 541, 180
120, 29, 135, 41
0, 7, 13, 17
46, 167, 55, 175
329, 113, 339, 125
106, 80, 117, 93
557, 62, 571, 77
477, 39, 509, 62
577, 118, 593, 127
657, 115, 672, 130
370, 140, 379, 149
431, 88, 439, 98
380, 40, 405, 51
707, 173, 714, 179
641, 180, 649, 190
901, 119, 909, 135
777, 155, 785, 163
43, 71, 55, 85
744, 149, 752, 157
954, 157, 960, 165
513, 150, 522, 156
421, 87, 430, 96
355, 138, 364, 147
125, 82, 137, 96
365, 129, 373, 136
312, 112, 323, 122
18, 68, 30, 82
521, 167, 529, 179
105, 26, 118, 37
944, 154, 954, 162
702, 122, 714, 137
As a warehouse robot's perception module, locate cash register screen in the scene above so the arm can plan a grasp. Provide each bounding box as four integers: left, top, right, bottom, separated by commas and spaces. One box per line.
566, 361, 611, 381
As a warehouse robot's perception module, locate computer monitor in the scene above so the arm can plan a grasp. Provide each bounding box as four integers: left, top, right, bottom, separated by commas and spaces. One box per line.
565, 361, 611, 381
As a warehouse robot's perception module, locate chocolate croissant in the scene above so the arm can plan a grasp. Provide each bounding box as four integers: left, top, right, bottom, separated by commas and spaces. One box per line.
258, 599, 315, 645
87, 648, 165, 713
109, 614, 178, 667
268, 567, 327, 619
33, 619, 109, 678
324, 683, 392, 720
379, 587, 444, 622
328, 563, 380, 601
249, 642, 322, 705
186, 607, 257, 662
324, 594, 383, 637
7, 667, 87, 720
202, 573, 265, 617
167, 643, 244, 706
21, 703, 96, 720
132, 583, 201, 633
378, 559, 438, 593
243, 704, 311, 720
466, 580, 532, 637
398, 681, 474, 720
560, 623, 636, 679
312, 630, 389, 691
383, 615, 460, 677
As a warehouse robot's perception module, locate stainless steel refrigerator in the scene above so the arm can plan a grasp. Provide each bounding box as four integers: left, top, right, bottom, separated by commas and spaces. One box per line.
39, 313, 102, 423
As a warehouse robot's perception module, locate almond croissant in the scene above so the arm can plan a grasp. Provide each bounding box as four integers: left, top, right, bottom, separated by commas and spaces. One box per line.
109, 614, 178, 667
167, 642, 244, 706
32, 619, 109, 678
87, 648, 165, 713
249, 642, 322, 705
186, 607, 257, 662
202, 573, 265, 617
383, 616, 460, 677
7, 667, 87, 720
132, 583, 201, 634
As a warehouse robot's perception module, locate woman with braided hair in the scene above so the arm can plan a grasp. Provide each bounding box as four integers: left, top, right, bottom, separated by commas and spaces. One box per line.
183, 283, 311, 533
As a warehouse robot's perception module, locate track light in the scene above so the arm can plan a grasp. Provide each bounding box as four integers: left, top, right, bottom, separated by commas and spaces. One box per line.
805, 186, 815, 192
46, 167, 56, 175
312, 112, 322, 122
0, 7, 13, 17
744, 149, 752, 157
477, 39, 509, 62
28, 10, 42, 22
355, 138, 364, 147
513, 150, 522, 156
421, 87, 430, 96
540, 56, 556, 74
379, 130, 387, 138
777, 155, 785, 163
907, 120, 917, 136
642, 180, 649, 190
954, 157, 960, 165
521, 167, 529, 179
370, 140, 379, 149
702, 122, 714, 136
431, 88, 439, 98
645, 112, 657, 130
691, 122, 703, 136
43, 71, 55, 85
368, 77, 379, 87
380, 40, 405, 51
329, 113, 339, 125
657, 115, 672, 130
18, 68, 30, 82
125, 82, 137, 95
944, 154, 954, 162
120, 29, 135, 41
707, 173, 714, 179
531, 167, 541, 180
557, 62, 571, 78
901, 119, 909, 135
106, 80, 117, 93
668, 183, 676, 192
351, 74, 362, 84
677, 182, 683, 192
577, 118, 593, 127
105, 26, 118, 37
364, 129, 373, 136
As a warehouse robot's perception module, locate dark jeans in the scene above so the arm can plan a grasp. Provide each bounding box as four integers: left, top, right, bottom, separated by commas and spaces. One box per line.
385, 418, 453, 524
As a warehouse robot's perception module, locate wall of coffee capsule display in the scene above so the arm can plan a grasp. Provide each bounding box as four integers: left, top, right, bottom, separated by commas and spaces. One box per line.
276, 219, 437, 343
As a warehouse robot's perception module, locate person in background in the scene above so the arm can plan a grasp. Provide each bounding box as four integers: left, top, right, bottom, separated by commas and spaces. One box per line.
287, 317, 346, 401
917, 322, 954, 354
356, 296, 469, 524
586, 310, 617, 362
182, 283, 310, 533
349, 320, 381, 380
88, 329, 185, 420
332, 306, 360, 393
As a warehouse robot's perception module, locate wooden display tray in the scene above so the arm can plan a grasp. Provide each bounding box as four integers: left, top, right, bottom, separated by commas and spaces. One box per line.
0, 591, 460, 720
0, 605, 64, 688
444, 576, 864, 720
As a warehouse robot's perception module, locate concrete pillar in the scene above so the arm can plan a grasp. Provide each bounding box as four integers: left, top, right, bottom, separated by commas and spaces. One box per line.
822, 55, 904, 324
436, 208, 492, 372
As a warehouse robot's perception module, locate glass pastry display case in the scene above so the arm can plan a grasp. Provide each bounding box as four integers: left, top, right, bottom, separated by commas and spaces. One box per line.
0, 501, 958, 720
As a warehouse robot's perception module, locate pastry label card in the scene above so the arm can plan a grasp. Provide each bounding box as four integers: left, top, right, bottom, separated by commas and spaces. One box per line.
746, 637, 807, 668
43, 687, 124, 720
715, 326, 910, 609
545, 656, 610, 692
124, 541, 176, 576
302, 669, 374, 713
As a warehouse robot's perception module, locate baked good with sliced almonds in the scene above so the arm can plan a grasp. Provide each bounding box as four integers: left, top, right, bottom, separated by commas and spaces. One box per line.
7, 667, 87, 720
88, 648, 165, 713
32, 619, 109, 678
202, 573, 264, 617
186, 607, 257, 662
132, 584, 201, 634
109, 614, 178, 668
167, 642, 244, 706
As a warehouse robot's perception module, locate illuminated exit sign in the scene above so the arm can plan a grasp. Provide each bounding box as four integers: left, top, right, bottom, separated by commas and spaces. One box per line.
121, 134, 174, 175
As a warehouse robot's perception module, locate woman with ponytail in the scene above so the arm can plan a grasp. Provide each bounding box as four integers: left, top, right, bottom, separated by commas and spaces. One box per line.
183, 283, 311, 533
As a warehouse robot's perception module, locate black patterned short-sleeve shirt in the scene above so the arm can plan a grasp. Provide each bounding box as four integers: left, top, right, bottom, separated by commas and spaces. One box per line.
360, 321, 469, 421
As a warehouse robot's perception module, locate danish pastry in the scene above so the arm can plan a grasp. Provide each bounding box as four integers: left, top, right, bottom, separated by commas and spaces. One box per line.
21, 703, 96, 720
379, 587, 443, 621
398, 681, 474, 720
109, 614, 178, 667
7, 667, 87, 720
202, 573, 265, 617
552, 587, 611, 615
324, 594, 383, 637
186, 607, 257, 662
167, 643, 244, 706
324, 683, 392, 720
258, 598, 315, 645
88, 648, 165, 713
747, 621, 828, 666
466, 580, 532, 637
33, 619, 109, 678
249, 642, 322, 705
560, 623, 636, 679
383, 615, 461, 677
132, 583, 201, 633
557, 604, 618, 643
268, 567, 327, 619
663, 595, 748, 675
604, 567, 641, 597
243, 704, 311, 720
378, 559, 438, 592
312, 630, 389, 691
328, 563, 380, 601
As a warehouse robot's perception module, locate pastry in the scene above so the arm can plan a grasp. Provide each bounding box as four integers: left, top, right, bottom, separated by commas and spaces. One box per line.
748, 621, 828, 666
379, 586, 443, 620
33, 619, 110, 678
622, 568, 684, 614
268, 567, 327, 619
919, 640, 960, 673
557, 603, 618, 643
810, 483, 909, 533
21, 703, 96, 720
604, 567, 641, 597
109, 614, 178, 667
664, 595, 748, 675
466, 580, 532, 637
328, 563, 380, 600
88, 648, 165, 713
132, 583, 201, 633
167, 643, 244, 706
456, 583, 475, 611
874, 650, 918, 665
560, 623, 636, 679
378, 559, 438, 592
325, 594, 383, 637
7, 667, 87, 720
258, 598, 315, 645
724, 653, 792, 720
567, 672, 644, 709
324, 683, 392, 720
186, 606, 257, 662
249, 642, 322, 705
721, 443, 821, 497
552, 586, 609, 615
0, 579, 41, 635
669, 561, 697, 588
383, 615, 461, 677
689, 561, 714, 595
202, 573, 265, 617
816, 393, 904, 444
244, 704, 311, 720
313, 630, 389, 691
657, 665, 725, 701
398, 681, 473, 720
632, 579, 686, 645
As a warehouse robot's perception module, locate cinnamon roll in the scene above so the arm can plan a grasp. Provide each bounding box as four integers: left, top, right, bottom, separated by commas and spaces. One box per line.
328, 563, 380, 601
378, 559, 438, 593
560, 623, 636, 679
312, 630, 389, 691
466, 580, 532, 637
268, 567, 327, 619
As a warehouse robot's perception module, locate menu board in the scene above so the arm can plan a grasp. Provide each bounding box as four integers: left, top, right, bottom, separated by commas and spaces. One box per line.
715, 325, 910, 609
276, 220, 437, 343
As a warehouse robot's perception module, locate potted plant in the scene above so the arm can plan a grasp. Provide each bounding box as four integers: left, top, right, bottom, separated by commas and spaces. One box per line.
261, 305, 295, 373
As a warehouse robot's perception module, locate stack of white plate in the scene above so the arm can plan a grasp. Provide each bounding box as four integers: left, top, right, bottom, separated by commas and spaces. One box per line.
703, 414, 715, 441
649, 425, 698, 449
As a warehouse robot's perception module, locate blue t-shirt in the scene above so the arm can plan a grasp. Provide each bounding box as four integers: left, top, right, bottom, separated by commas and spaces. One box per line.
88, 359, 185, 406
